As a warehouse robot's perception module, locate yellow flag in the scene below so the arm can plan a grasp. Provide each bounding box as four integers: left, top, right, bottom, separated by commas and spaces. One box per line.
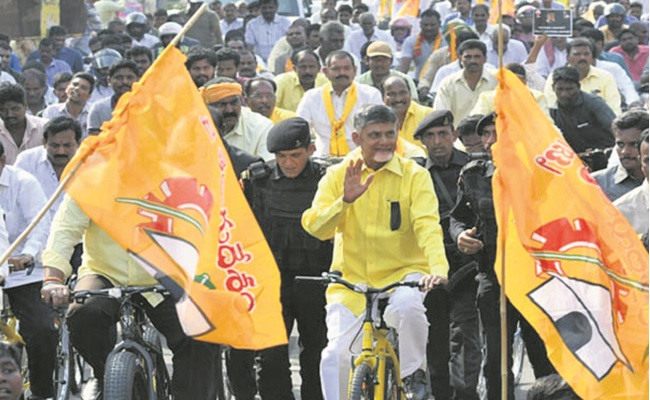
489, 0, 515, 24
493, 69, 648, 399
395, 0, 420, 18
62, 46, 287, 350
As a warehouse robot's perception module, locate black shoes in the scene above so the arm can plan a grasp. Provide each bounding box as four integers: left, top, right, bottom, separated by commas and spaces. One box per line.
403, 369, 430, 400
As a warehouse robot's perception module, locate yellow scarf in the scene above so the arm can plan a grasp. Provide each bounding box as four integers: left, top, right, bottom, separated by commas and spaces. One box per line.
418, 34, 443, 80
323, 82, 357, 156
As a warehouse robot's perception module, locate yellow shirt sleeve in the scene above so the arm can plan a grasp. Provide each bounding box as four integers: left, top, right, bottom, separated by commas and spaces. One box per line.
41, 195, 90, 279
302, 164, 350, 241
409, 167, 450, 278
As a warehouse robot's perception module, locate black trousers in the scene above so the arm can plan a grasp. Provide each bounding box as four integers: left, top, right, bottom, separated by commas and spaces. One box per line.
6, 281, 57, 398
424, 287, 452, 399
66, 275, 220, 399
228, 269, 327, 400
477, 272, 555, 400
449, 279, 481, 400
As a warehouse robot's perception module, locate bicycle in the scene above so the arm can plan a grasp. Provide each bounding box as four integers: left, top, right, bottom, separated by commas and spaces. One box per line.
72, 285, 173, 400
296, 271, 422, 400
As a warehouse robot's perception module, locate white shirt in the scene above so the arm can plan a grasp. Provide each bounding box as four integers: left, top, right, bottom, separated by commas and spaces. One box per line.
221, 18, 243, 39
535, 45, 567, 79
474, 25, 497, 45
42, 102, 92, 138
245, 15, 292, 62
431, 62, 496, 94
343, 29, 397, 63
613, 179, 649, 236
223, 107, 274, 161
296, 82, 384, 157
596, 59, 641, 105
0, 71, 16, 84
15, 146, 63, 221
0, 165, 51, 288
486, 39, 528, 68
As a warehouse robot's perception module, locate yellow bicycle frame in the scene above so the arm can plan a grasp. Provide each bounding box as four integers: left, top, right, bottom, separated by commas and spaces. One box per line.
348, 319, 404, 399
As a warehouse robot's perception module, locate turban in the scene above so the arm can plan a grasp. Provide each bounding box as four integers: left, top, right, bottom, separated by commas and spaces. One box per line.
200, 82, 242, 104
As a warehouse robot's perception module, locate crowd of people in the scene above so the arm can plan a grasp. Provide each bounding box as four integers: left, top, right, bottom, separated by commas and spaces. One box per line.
0, 0, 646, 399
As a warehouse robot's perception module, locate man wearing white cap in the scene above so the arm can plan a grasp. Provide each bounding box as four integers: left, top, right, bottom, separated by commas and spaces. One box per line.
356, 41, 418, 100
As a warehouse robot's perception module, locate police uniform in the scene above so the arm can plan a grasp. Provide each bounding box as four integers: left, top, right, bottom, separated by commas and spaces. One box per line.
448, 114, 554, 400
414, 111, 479, 400
229, 118, 331, 400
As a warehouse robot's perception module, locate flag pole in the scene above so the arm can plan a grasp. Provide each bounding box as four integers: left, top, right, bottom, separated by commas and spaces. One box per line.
496, 0, 508, 398
169, 2, 209, 48
0, 3, 210, 269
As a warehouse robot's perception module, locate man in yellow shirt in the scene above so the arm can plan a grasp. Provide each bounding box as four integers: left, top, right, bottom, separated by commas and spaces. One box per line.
302, 104, 449, 400
382, 75, 433, 148
274, 49, 329, 112
39, 195, 221, 399
244, 77, 296, 123
543, 38, 621, 114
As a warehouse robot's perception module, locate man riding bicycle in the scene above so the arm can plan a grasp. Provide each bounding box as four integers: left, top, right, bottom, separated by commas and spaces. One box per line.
302, 104, 449, 400
39, 195, 221, 400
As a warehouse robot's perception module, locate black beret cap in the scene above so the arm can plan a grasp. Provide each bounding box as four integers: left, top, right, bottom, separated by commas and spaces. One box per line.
413, 109, 454, 140
267, 117, 311, 153
476, 112, 496, 136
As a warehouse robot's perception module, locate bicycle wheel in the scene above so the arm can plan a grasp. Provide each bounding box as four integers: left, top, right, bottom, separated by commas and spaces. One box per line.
383, 358, 400, 400
143, 325, 172, 399
104, 351, 149, 400
54, 318, 73, 400
349, 362, 375, 400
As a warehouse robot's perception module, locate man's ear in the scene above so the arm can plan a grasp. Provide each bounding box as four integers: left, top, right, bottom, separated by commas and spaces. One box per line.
307, 143, 316, 156
352, 131, 360, 146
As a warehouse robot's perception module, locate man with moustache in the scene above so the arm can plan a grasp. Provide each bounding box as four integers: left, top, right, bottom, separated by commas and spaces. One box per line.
543, 38, 621, 115
382, 76, 432, 148
614, 131, 649, 238
433, 39, 497, 123
272, 24, 308, 75
593, 109, 647, 201
201, 77, 273, 160
185, 47, 218, 88
398, 9, 446, 77
87, 60, 138, 135
296, 50, 383, 157
15, 117, 80, 221
302, 104, 449, 400
274, 49, 328, 112
315, 22, 346, 67
231, 118, 331, 400
548, 66, 616, 155
356, 42, 418, 99
245, 78, 295, 123
42, 72, 95, 139
414, 110, 480, 400
0, 83, 49, 165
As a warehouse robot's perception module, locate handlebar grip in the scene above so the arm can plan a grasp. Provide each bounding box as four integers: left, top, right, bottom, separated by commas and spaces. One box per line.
294, 276, 328, 283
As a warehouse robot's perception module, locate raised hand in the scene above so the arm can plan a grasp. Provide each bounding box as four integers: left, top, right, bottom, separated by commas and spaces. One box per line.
343, 159, 374, 203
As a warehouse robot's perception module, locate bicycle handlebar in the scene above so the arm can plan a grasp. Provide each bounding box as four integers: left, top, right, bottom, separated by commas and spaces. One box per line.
72, 285, 169, 304
295, 272, 421, 294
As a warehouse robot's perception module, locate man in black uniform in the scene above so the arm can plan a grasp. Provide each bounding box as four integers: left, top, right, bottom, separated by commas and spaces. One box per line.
413, 110, 480, 400
449, 113, 554, 400
229, 117, 331, 400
